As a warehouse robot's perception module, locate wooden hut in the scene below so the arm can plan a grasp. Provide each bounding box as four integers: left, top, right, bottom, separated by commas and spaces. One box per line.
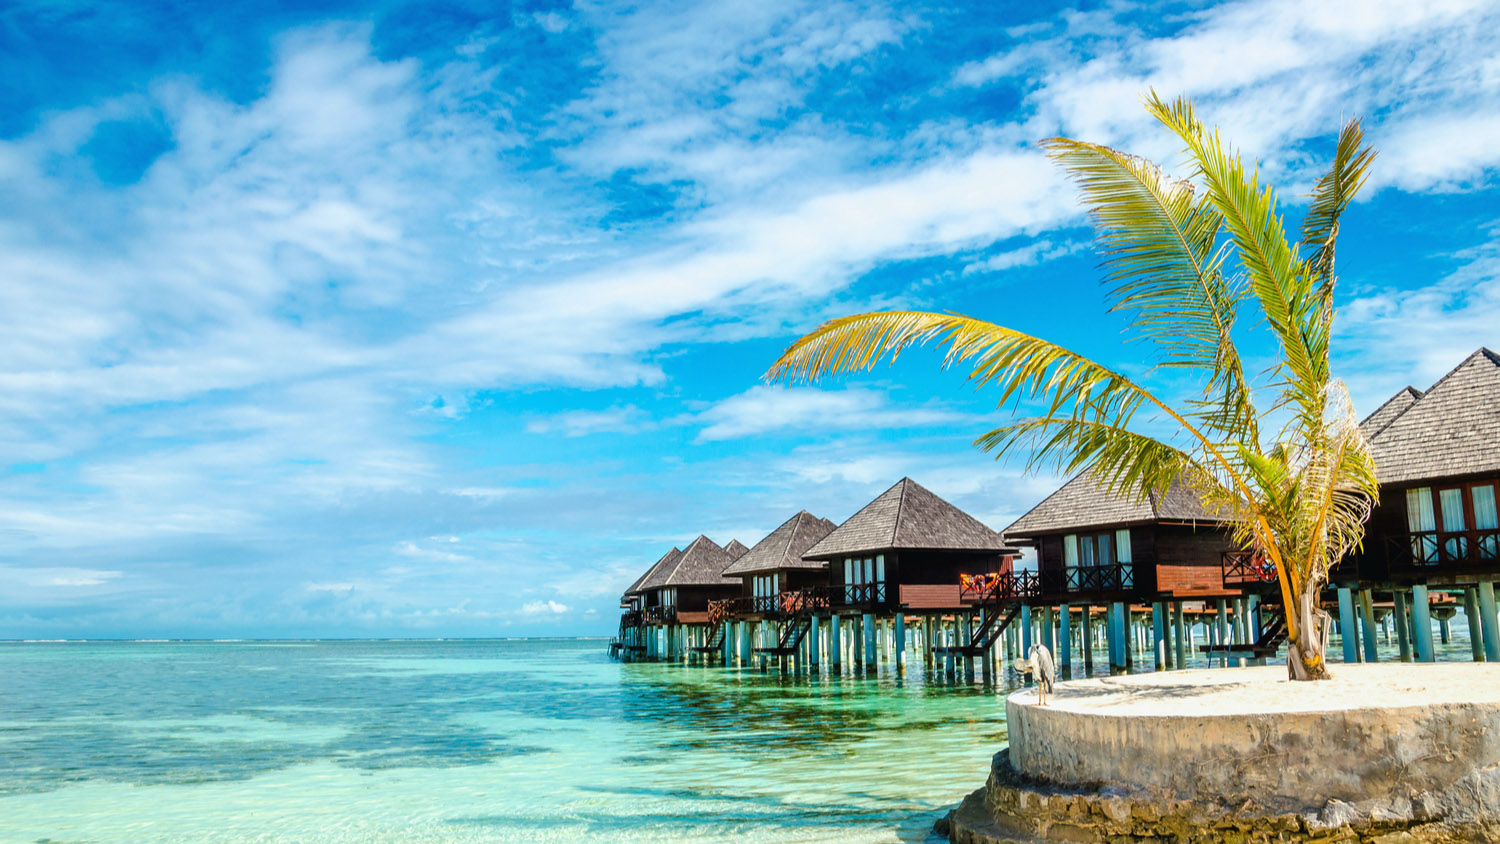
1337, 348, 1500, 664
721, 510, 838, 614
798, 478, 1017, 671
636, 535, 741, 659
1002, 471, 1254, 671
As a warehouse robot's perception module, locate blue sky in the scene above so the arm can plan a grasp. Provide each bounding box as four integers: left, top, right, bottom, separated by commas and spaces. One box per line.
2, 0, 1498, 638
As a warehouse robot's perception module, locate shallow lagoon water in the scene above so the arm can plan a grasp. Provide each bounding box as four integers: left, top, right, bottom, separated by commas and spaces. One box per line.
0, 628, 1480, 843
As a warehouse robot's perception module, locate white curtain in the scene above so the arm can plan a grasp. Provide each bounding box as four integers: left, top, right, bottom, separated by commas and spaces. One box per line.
1474, 485, 1499, 531
1115, 529, 1132, 563
1406, 487, 1435, 531
1063, 534, 1078, 566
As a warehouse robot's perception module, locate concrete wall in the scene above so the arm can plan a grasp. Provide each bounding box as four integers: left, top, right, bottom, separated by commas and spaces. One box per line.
1007, 666, 1500, 812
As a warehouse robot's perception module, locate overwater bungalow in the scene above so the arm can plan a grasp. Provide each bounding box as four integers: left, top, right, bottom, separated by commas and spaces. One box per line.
719, 510, 838, 616
795, 477, 1018, 671
997, 472, 1267, 672
634, 535, 743, 659
1331, 348, 1500, 665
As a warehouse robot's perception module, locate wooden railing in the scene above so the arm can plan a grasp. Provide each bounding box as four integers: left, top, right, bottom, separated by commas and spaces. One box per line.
961, 564, 1137, 603
1387, 529, 1500, 570
1222, 550, 1276, 586
643, 606, 676, 625
838, 581, 887, 607
1057, 562, 1134, 593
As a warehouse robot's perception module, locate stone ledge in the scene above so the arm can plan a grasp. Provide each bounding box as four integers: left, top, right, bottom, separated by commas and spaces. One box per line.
1007, 665, 1500, 811
945, 750, 1500, 844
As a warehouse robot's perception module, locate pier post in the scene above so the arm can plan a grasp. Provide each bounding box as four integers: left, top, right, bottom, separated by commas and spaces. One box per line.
1394, 590, 1413, 663
1080, 604, 1093, 674
809, 615, 821, 668
1438, 610, 1451, 645
1464, 587, 1485, 661
1058, 604, 1072, 675
1337, 586, 1359, 664
862, 613, 876, 670
1151, 602, 1166, 669
1358, 589, 1379, 663
923, 617, 935, 667
1478, 581, 1500, 663
1021, 604, 1033, 653
1411, 584, 1435, 663
1104, 603, 1119, 672
894, 613, 906, 672
1172, 601, 1186, 670
1041, 605, 1055, 658
830, 616, 843, 670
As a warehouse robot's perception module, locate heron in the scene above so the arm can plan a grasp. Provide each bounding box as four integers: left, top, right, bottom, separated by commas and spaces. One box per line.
1013, 643, 1056, 705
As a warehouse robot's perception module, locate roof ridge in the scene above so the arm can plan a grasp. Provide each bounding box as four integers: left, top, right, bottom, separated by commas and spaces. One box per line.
779, 511, 802, 568
891, 477, 910, 546
1362, 385, 1423, 439
1370, 348, 1498, 443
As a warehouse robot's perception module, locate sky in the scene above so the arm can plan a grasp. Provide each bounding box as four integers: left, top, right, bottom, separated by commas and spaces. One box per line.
2, 0, 1499, 638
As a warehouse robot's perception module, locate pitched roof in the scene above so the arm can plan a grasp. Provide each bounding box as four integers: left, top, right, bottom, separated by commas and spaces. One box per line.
724, 539, 750, 561
803, 478, 1010, 559
1004, 471, 1219, 537
625, 547, 680, 596
642, 534, 739, 589
1361, 386, 1423, 437
723, 511, 838, 576
1367, 348, 1500, 485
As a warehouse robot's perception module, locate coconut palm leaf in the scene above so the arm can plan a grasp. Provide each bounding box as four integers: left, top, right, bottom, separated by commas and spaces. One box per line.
1040, 137, 1256, 444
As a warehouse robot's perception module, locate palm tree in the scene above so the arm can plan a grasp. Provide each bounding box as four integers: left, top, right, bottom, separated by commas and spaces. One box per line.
767, 94, 1379, 681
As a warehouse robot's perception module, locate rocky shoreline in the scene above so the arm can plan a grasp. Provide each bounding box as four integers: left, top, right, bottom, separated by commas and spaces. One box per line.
939, 749, 1500, 844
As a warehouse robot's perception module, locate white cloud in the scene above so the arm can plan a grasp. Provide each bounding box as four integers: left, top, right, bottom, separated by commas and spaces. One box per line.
521, 599, 570, 616
692, 386, 970, 442
526, 406, 652, 437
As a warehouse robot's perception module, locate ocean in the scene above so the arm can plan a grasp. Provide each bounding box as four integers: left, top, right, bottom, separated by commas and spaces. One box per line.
0, 639, 1012, 843
1, 627, 1476, 843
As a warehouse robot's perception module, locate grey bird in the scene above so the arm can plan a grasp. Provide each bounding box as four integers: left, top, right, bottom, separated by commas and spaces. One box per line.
1028, 643, 1056, 705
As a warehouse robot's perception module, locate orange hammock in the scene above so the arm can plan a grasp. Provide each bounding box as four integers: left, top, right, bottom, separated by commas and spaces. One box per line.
960, 573, 1001, 592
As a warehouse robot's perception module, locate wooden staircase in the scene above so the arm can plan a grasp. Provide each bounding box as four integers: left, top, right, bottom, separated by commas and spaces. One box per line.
931, 603, 1022, 658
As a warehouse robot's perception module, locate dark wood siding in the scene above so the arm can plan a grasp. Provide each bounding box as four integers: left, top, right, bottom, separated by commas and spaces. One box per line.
1153, 524, 1236, 594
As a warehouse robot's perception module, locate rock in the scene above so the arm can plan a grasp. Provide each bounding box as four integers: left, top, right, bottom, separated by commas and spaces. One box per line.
1315, 799, 1361, 828
933, 812, 952, 836
1100, 796, 1131, 824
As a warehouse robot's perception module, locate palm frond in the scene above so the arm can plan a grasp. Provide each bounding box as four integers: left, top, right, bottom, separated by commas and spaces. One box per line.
1300, 118, 1376, 315
1040, 137, 1257, 444
1145, 93, 1330, 428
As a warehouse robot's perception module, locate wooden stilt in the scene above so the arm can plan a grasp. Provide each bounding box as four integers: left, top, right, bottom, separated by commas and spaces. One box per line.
1058, 603, 1072, 675
1358, 589, 1379, 662
1464, 586, 1485, 661
1172, 601, 1186, 670
1337, 586, 1359, 664
1394, 590, 1413, 663
894, 613, 906, 672
1412, 584, 1435, 663
1478, 581, 1500, 663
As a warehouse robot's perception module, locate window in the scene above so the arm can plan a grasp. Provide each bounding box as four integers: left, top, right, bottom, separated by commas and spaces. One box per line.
1063, 532, 1120, 567
843, 554, 886, 602
662, 588, 677, 608
1061, 530, 1132, 591
1406, 481, 1500, 564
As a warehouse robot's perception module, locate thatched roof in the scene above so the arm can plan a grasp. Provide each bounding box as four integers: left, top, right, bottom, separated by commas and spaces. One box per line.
1367, 348, 1500, 485
803, 478, 1010, 559
1004, 471, 1219, 537
724, 539, 750, 561
641, 534, 739, 589
1361, 386, 1423, 436
723, 511, 838, 576
625, 547, 680, 597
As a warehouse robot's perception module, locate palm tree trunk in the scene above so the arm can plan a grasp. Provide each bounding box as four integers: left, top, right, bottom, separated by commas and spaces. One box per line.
1286, 577, 1332, 681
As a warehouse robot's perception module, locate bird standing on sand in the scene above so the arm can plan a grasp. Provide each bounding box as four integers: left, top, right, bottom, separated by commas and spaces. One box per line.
1018, 643, 1056, 705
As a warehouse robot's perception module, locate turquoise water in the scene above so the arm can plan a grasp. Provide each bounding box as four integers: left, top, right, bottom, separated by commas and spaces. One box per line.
1, 629, 1482, 843
0, 640, 1018, 843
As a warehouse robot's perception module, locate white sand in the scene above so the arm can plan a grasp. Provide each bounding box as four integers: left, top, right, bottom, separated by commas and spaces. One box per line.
1015, 663, 1500, 716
